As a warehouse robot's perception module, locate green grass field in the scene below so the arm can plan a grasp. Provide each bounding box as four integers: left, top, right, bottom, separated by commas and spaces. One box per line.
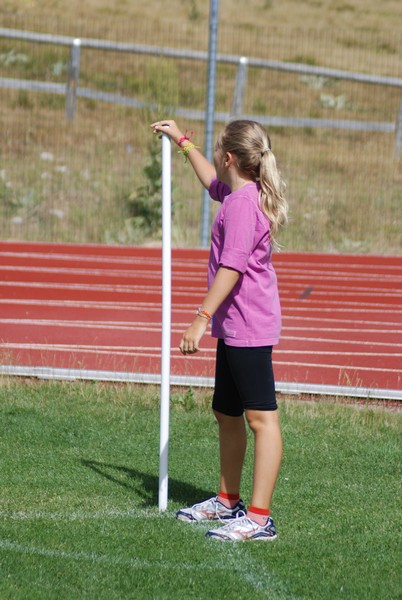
0, 379, 400, 599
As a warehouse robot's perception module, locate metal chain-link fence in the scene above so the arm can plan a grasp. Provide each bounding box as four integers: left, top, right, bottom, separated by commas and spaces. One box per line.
1, 16, 401, 253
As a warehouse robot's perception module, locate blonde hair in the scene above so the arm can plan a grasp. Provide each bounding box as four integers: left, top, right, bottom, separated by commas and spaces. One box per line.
216, 119, 288, 248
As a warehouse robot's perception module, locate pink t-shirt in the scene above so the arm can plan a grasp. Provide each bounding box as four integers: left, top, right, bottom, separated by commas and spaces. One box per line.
208, 178, 281, 347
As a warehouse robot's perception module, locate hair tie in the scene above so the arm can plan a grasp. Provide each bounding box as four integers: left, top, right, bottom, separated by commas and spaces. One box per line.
261, 147, 270, 155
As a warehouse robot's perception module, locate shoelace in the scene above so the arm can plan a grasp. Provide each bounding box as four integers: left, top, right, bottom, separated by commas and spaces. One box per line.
214, 497, 233, 522
191, 497, 222, 520
191, 497, 243, 523
219, 514, 257, 532
211, 497, 241, 523
192, 498, 213, 511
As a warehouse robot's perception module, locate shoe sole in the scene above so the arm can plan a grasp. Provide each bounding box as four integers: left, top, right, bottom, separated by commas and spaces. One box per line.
207, 533, 277, 541
176, 513, 240, 522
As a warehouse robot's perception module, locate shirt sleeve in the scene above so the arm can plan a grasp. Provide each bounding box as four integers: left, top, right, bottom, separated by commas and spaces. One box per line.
209, 177, 231, 203
219, 194, 257, 274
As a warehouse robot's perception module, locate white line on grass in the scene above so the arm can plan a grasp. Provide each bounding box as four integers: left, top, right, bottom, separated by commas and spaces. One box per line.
224, 544, 297, 599
0, 537, 296, 598
0, 538, 210, 571
0, 508, 170, 521
0, 508, 297, 597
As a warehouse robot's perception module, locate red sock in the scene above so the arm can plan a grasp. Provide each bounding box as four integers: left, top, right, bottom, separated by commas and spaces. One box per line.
217, 491, 240, 509
247, 505, 270, 526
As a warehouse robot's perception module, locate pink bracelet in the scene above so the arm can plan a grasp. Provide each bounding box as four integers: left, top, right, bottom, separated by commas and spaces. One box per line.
177, 129, 194, 147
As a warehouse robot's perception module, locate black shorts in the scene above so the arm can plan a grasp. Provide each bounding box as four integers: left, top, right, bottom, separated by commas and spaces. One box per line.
212, 339, 277, 417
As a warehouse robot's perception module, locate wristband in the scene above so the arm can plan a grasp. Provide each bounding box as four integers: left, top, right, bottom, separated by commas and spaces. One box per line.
179, 142, 199, 162
196, 307, 212, 322
177, 129, 194, 147
178, 136, 190, 147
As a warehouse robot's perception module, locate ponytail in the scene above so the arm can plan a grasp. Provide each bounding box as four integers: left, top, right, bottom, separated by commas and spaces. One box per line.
259, 148, 288, 249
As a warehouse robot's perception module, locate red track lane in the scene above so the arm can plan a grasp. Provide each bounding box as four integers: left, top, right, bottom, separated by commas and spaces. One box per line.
0, 241, 401, 396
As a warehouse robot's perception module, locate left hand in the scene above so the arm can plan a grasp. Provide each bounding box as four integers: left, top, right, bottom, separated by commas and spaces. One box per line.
179, 316, 209, 355
150, 120, 184, 146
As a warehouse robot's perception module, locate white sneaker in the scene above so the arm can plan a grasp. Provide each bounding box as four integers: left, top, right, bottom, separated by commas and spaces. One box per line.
206, 514, 277, 541
176, 496, 245, 522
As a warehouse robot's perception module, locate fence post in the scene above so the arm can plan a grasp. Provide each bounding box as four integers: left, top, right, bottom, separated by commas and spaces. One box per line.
200, 0, 220, 248
231, 56, 248, 117
395, 93, 402, 157
65, 38, 81, 121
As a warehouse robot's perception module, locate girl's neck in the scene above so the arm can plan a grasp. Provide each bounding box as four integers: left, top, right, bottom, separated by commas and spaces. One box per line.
226, 171, 255, 192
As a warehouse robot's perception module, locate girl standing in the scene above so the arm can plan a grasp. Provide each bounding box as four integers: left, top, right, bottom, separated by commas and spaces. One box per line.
151, 119, 288, 541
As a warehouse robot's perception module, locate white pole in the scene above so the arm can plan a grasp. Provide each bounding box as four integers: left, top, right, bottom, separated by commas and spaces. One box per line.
159, 134, 172, 511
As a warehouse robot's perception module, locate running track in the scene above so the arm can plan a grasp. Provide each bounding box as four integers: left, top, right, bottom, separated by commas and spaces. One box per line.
0, 241, 401, 400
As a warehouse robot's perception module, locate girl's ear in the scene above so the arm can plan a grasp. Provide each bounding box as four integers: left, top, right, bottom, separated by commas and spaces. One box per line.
224, 152, 235, 168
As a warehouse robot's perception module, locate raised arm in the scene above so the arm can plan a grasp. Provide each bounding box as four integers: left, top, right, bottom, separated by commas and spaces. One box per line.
150, 120, 216, 190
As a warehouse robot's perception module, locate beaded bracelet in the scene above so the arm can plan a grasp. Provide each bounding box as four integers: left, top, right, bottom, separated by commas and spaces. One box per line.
178, 142, 199, 162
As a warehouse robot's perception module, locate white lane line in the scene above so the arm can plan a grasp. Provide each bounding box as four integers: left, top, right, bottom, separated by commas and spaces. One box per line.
0, 319, 166, 332
277, 350, 402, 357
1, 301, 400, 326
0, 281, 155, 292
282, 325, 402, 333
0, 344, 214, 361
0, 345, 162, 359
280, 289, 402, 299
1, 343, 400, 359
0, 281, 208, 295
0, 299, 164, 309
281, 294, 402, 314
0, 251, 208, 268
2, 249, 400, 273
282, 306, 402, 315
283, 316, 401, 327
2, 280, 402, 302
2, 268, 401, 294
0, 342, 205, 352
1, 298, 401, 317
274, 360, 401, 373
277, 273, 402, 284
1, 318, 401, 335
275, 261, 402, 271
0, 342, 213, 353
0, 265, 206, 282
281, 336, 402, 347
1, 280, 400, 300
